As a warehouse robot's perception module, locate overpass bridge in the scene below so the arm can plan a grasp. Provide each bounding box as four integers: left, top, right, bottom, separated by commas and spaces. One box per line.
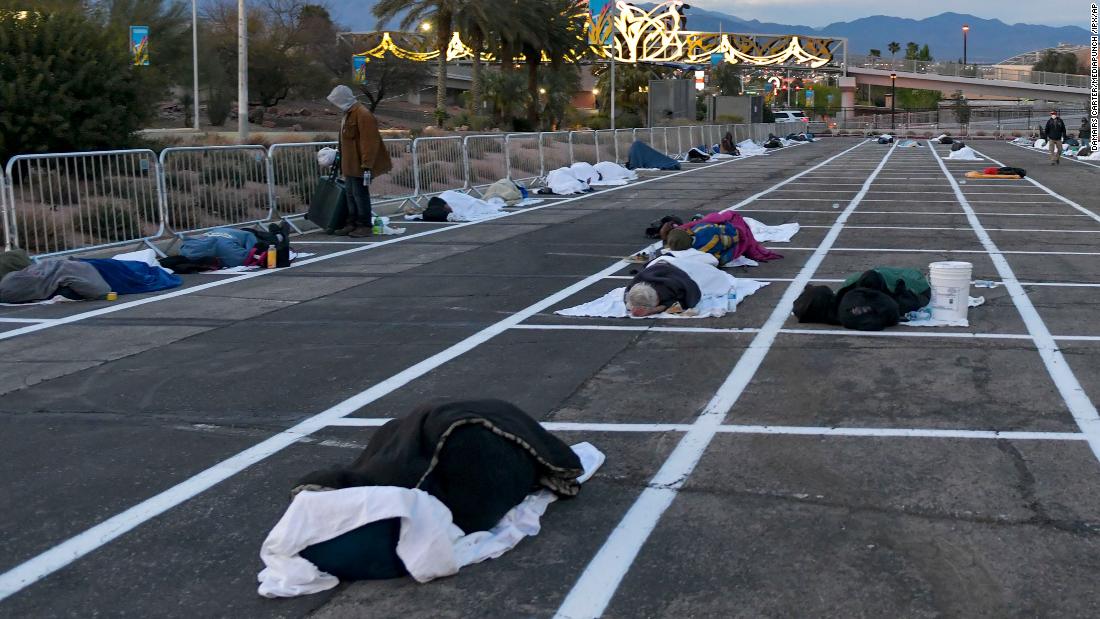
842, 55, 1091, 105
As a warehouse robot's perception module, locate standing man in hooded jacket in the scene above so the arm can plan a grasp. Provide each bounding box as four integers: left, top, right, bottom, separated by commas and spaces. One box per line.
1044, 109, 1067, 165
326, 85, 393, 236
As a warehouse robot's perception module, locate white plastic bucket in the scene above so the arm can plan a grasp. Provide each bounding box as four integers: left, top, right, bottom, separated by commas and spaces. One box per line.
929, 261, 972, 322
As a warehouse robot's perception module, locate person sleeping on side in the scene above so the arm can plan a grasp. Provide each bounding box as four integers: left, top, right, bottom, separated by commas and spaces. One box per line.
658, 210, 784, 265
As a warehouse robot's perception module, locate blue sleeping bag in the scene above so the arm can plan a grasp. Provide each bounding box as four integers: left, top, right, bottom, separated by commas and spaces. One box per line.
79, 259, 183, 295
180, 228, 257, 267
626, 141, 681, 171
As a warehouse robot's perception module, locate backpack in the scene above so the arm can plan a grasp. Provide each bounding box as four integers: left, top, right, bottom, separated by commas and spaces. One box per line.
243, 222, 293, 267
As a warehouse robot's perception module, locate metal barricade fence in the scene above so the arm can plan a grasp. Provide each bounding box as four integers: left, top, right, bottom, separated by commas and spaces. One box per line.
160, 146, 271, 236
614, 129, 634, 163
0, 170, 10, 251
412, 136, 466, 197
464, 134, 508, 193
505, 133, 542, 184
374, 139, 417, 209
569, 130, 598, 164
594, 130, 617, 163
539, 131, 572, 174
4, 150, 163, 257
633, 127, 653, 147
267, 141, 334, 222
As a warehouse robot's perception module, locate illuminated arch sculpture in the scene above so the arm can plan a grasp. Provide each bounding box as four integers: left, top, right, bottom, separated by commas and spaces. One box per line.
352, 0, 838, 69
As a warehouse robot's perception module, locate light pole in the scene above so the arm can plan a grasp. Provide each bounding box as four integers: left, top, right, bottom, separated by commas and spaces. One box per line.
890, 72, 896, 130
962, 24, 969, 67
238, 0, 248, 143
191, 0, 200, 131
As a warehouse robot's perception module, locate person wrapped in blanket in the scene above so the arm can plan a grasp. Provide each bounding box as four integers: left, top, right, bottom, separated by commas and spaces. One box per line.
624, 260, 701, 317
658, 211, 784, 265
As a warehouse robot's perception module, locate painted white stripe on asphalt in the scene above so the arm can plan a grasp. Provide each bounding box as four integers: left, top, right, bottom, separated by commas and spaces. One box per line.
554, 141, 895, 619
323, 417, 1086, 441
928, 142, 1100, 466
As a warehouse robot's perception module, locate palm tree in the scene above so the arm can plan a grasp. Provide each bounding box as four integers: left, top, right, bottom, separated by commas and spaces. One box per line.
373, 0, 457, 126
453, 0, 501, 121
888, 41, 900, 63
516, 0, 587, 128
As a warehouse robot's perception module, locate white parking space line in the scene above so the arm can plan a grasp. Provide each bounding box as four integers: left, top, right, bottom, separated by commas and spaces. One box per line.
928, 142, 1100, 467
554, 142, 895, 619
970, 144, 1100, 224
324, 417, 1085, 442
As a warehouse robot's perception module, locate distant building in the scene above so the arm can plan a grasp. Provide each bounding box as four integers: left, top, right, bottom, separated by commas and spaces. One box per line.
994, 44, 1089, 74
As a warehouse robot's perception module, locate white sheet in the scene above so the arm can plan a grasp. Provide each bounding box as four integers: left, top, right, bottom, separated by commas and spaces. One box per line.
737, 140, 767, 156
438, 190, 508, 222
568, 162, 599, 184
0, 294, 78, 307
198, 252, 316, 275
592, 161, 638, 184
947, 146, 983, 161
743, 217, 799, 243
257, 442, 605, 598
545, 168, 590, 195
556, 249, 768, 319
111, 248, 175, 274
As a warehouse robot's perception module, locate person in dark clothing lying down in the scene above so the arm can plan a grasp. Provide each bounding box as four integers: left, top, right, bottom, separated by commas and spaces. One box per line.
624, 260, 701, 317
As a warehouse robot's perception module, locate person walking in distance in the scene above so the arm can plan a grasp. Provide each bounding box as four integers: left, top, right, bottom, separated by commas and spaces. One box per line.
326, 85, 393, 236
1044, 109, 1067, 165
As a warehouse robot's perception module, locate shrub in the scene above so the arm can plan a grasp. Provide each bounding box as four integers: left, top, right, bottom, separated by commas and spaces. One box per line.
510, 117, 534, 132
587, 115, 611, 130
79, 202, 140, 242
207, 90, 232, 127
617, 112, 644, 129
717, 114, 745, 124
201, 161, 247, 188
0, 12, 152, 163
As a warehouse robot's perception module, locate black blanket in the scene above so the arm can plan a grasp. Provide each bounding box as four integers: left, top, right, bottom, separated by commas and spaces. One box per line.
628, 262, 701, 310
295, 399, 583, 532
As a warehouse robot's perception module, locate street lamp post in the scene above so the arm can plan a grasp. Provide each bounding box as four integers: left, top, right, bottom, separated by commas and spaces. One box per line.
890, 72, 896, 130
191, 0, 200, 131
962, 24, 969, 67
238, 0, 248, 143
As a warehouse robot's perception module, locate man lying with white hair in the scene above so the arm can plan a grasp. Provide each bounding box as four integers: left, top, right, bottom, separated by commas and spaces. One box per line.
623, 256, 703, 317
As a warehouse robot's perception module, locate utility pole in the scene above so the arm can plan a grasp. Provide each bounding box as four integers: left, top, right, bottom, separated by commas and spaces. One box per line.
609, 3, 616, 132
238, 0, 249, 142
192, 0, 200, 131
890, 72, 897, 130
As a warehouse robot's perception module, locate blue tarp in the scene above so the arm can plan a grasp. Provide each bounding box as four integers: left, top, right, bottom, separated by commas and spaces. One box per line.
626, 141, 681, 171
79, 259, 183, 295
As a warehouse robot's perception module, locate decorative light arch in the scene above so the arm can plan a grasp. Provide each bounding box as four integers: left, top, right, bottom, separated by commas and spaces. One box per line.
352, 1, 838, 69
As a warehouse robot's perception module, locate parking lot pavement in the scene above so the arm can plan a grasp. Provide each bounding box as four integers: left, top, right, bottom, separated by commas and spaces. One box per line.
5, 137, 1100, 617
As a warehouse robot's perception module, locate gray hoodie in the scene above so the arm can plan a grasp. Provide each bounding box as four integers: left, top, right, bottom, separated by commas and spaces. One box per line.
327, 85, 358, 113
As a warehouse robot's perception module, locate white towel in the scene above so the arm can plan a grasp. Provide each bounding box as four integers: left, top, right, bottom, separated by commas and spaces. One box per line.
545, 168, 590, 195
736, 140, 767, 156
437, 190, 508, 222
591, 161, 638, 185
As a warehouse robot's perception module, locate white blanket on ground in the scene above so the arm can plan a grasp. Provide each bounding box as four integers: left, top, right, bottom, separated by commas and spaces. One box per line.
257, 442, 605, 598
546, 168, 591, 195
744, 217, 799, 243
568, 162, 599, 184
947, 146, 983, 161
438, 190, 507, 221
556, 249, 768, 319
592, 161, 638, 184
737, 140, 767, 156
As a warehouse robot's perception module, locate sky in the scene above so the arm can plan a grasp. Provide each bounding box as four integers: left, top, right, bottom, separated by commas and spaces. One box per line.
687, 0, 1093, 28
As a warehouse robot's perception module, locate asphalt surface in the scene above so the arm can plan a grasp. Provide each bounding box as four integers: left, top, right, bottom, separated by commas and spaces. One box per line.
2, 137, 1100, 617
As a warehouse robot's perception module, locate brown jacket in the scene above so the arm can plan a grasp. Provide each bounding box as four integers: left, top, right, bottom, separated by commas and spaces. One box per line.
339, 103, 392, 177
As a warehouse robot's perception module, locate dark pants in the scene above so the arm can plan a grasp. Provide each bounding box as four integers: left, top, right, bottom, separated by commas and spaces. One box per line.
343, 176, 373, 226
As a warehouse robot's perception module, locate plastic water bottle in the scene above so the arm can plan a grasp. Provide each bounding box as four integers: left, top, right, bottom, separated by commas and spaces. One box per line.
372, 215, 383, 235
906, 307, 933, 322
726, 287, 738, 312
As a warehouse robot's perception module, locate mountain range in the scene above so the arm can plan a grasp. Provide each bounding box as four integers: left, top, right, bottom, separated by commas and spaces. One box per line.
325, 3, 1091, 65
